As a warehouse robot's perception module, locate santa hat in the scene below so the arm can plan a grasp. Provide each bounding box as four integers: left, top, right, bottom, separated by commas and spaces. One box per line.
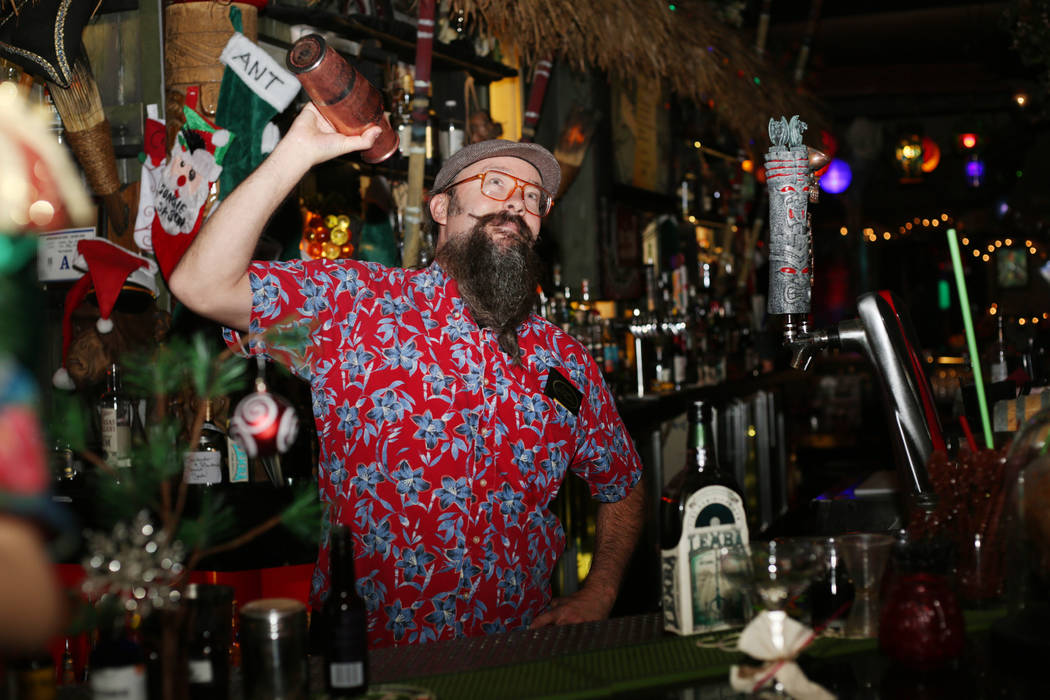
52, 239, 158, 390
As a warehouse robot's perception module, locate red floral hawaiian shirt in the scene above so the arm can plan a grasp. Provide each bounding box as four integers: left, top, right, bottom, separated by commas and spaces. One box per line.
225, 260, 642, 647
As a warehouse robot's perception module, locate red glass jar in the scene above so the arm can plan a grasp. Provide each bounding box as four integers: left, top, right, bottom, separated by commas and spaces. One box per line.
286, 34, 399, 164
878, 541, 966, 671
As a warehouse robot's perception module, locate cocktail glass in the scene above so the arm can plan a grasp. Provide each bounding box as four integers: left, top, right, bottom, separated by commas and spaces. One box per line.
838, 533, 895, 638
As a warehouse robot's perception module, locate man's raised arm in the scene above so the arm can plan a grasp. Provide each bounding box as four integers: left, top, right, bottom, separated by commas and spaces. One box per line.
167, 105, 381, 331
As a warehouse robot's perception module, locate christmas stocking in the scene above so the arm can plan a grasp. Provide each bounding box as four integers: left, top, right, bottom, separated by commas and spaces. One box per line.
215, 6, 299, 197
150, 89, 231, 282
132, 104, 167, 254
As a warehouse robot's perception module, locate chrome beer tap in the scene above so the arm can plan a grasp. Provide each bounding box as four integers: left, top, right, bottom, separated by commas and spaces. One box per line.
766, 116, 942, 511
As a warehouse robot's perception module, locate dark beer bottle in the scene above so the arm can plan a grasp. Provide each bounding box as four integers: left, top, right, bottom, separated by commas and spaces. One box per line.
323, 524, 369, 697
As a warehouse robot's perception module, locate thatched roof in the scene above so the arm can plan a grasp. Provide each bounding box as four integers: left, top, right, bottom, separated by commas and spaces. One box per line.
457, 0, 826, 152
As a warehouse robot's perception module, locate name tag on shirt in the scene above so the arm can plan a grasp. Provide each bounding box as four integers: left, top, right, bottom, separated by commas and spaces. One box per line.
544, 368, 582, 416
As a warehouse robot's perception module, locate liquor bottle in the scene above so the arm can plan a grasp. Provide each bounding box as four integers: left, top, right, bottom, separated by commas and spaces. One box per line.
286, 34, 399, 164
660, 400, 750, 635
96, 363, 133, 471
89, 616, 148, 700
990, 315, 1009, 383
323, 524, 369, 697
182, 399, 227, 487
186, 583, 234, 700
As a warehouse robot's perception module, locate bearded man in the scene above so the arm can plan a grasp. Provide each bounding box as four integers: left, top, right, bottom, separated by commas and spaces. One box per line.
169, 105, 645, 648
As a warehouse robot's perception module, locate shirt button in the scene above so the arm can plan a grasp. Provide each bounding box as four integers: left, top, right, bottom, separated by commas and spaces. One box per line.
479, 479, 487, 487
472, 536, 480, 544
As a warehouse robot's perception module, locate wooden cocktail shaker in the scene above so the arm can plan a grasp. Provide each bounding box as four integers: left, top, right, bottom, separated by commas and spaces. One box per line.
286, 34, 399, 164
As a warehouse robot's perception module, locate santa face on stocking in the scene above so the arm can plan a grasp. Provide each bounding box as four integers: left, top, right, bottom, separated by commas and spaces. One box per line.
154, 128, 225, 236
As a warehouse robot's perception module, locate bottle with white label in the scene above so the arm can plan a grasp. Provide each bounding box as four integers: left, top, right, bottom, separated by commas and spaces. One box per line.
660, 399, 750, 635
323, 524, 369, 697
89, 616, 147, 700
96, 363, 133, 470
186, 583, 233, 700
183, 399, 227, 486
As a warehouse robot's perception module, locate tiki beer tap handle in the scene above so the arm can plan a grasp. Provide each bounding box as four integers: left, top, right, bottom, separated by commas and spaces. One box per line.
765, 115, 819, 316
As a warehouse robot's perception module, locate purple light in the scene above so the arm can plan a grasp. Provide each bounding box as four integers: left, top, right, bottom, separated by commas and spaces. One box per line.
821, 158, 852, 194
966, 156, 984, 187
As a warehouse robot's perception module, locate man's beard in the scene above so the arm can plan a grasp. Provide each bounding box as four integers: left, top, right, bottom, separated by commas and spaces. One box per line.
435, 211, 542, 362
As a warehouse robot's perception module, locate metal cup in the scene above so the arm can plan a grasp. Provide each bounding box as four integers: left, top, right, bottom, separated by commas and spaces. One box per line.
239, 598, 309, 700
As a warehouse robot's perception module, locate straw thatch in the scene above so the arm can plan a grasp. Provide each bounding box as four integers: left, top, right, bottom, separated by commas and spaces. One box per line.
456, 0, 826, 151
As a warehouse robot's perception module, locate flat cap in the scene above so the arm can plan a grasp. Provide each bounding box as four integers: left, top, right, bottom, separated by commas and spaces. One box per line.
430, 139, 561, 197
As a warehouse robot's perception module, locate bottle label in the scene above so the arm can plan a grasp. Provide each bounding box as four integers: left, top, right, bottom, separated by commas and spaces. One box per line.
188, 658, 214, 684
329, 661, 366, 689
183, 451, 223, 484
89, 665, 148, 700
661, 485, 749, 635
101, 408, 131, 468
228, 437, 250, 483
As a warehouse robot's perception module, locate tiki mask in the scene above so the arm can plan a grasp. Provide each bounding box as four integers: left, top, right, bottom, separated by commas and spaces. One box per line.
766, 116, 813, 315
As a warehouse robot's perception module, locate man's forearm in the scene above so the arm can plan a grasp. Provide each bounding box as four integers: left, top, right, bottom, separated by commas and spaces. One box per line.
582, 479, 647, 611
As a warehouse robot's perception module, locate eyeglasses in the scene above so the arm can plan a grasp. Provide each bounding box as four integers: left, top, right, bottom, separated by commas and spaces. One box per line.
444, 170, 554, 217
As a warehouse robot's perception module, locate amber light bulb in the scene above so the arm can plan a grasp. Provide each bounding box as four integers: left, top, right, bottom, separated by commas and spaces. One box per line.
287, 34, 399, 164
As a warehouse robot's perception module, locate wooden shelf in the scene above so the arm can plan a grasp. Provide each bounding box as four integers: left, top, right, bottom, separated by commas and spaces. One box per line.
262, 6, 518, 84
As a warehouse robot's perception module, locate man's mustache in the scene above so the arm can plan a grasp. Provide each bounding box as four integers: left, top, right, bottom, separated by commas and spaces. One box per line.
466, 211, 531, 243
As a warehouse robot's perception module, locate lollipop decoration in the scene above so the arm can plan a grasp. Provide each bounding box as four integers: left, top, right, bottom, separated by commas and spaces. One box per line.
229, 358, 299, 459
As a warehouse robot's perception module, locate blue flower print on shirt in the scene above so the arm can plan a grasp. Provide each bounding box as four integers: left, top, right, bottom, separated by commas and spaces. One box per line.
333, 266, 369, 297
336, 400, 361, 438
357, 570, 386, 613
491, 483, 526, 522
252, 271, 291, 321
515, 393, 546, 428
397, 544, 436, 584
422, 364, 456, 396
366, 388, 412, 425
382, 338, 424, 373
384, 599, 416, 641
362, 516, 395, 558
340, 346, 374, 381
411, 410, 449, 449
435, 476, 470, 512
423, 593, 457, 635
444, 314, 475, 343
350, 461, 383, 498
498, 565, 525, 601
482, 365, 512, 401
378, 291, 412, 322
297, 274, 330, 317
390, 460, 431, 506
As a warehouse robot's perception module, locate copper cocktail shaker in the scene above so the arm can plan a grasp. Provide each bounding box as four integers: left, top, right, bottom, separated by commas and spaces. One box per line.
286, 34, 399, 164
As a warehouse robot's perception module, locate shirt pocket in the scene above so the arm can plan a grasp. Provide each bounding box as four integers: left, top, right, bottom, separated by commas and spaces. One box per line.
512, 390, 579, 503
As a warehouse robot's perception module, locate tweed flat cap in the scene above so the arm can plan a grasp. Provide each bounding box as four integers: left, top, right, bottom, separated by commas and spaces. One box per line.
431, 139, 561, 197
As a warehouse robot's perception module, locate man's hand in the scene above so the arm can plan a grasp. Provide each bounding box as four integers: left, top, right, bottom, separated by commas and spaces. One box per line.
284, 103, 383, 168
530, 481, 646, 629
530, 582, 617, 628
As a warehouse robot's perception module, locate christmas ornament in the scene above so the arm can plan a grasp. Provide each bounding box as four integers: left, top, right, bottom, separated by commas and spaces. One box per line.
81, 510, 186, 614
229, 359, 299, 458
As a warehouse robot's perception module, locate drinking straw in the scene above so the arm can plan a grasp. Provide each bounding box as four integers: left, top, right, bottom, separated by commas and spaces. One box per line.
946, 228, 994, 449
959, 415, 978, 453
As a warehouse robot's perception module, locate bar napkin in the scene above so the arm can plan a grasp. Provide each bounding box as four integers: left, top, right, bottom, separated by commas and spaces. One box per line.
729, 611, 834, 699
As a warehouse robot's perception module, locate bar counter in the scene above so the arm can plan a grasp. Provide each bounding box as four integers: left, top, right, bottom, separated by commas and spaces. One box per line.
357, 607, 1031, 699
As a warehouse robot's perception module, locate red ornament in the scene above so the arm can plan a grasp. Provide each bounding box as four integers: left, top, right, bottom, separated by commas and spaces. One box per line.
229, 385, 299, 458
